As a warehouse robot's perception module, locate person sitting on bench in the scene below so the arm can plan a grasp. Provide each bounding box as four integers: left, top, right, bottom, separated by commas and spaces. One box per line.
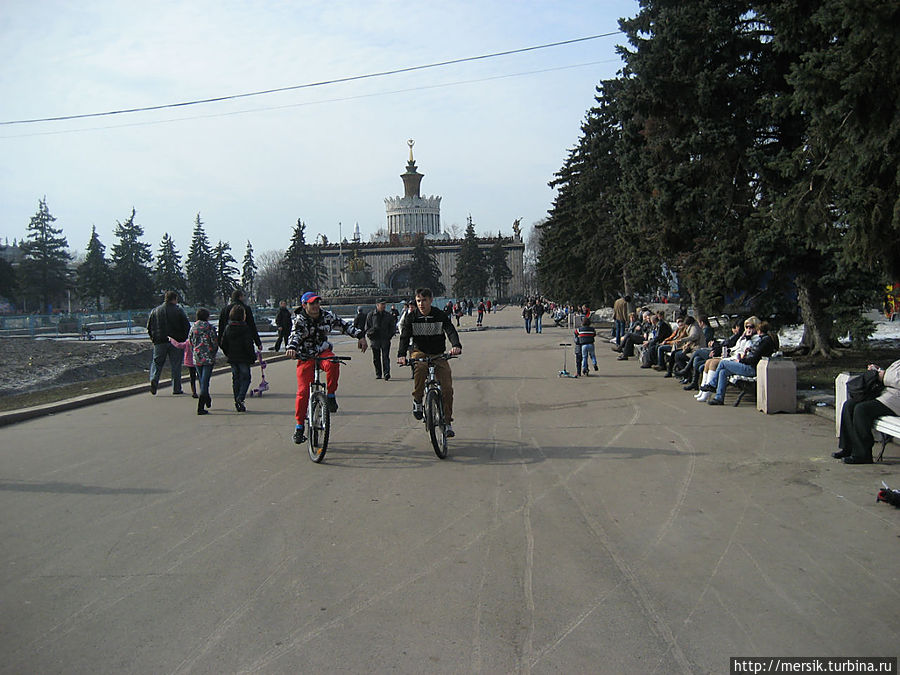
833, 359, 900, 464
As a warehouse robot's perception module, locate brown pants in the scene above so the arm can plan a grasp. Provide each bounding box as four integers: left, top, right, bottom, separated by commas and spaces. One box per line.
410, 350, 454, 422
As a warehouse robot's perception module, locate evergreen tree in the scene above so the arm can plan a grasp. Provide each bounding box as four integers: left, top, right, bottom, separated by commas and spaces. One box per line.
213, 240, 240, 304
153, 233, 186, 299
282, 219, 324, 295
18, 197, 71, 313
185, 213, 217, 306
108, 208, 154, 310
76, 225, 111, 311
486, 237, 512, 300
408, 234, 445, 295
452, 217, 488, 298
241, 240, 257, 302
0, 257, 17, 305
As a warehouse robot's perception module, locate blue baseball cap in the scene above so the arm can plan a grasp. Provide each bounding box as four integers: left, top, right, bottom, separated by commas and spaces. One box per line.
301, 292, 321, 304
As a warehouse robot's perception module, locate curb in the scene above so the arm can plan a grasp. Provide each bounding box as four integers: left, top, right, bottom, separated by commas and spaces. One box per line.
0, 353, 291, 428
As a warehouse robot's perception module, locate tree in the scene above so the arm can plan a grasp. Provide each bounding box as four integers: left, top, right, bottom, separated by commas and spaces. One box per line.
255, 249, 290, 304
213, 241, 239, 304
0, 257, 17, 305
76, 225, 111, 311
18, 197, 71, 313
452, 217, 488, 298
408, 234, 445, 295
487, 237, 513, 300
185, 213, 217, 306
241, 240, 257, 301
108, 208, 154, 310
153, 233, 186, 299
282, 219, 324, 295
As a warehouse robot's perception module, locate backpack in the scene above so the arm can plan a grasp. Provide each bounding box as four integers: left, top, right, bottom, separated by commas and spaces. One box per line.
846, 370, 884, 403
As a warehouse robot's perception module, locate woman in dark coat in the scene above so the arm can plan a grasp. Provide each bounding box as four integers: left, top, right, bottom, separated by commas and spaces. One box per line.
220, 304, 257, 412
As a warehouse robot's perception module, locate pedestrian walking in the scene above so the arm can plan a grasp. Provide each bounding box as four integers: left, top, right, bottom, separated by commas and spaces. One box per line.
477, 299, 485, 326
188, 308, 218, 415
270, 300, 292, 351
147, 290, 191, 395
168, 333, 198, 398
218, 289, 262, 352
574, 317, 598, 376
533, 300, 545, 333
522, 302, 533, 333
366, 298, 396, 380
220, 304, 257, 412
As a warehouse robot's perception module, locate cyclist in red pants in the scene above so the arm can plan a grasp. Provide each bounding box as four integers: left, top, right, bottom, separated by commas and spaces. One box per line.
285, 292, 367, 443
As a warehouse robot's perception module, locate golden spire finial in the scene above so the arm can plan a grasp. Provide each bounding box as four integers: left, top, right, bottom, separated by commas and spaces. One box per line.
407, 138, 415, 162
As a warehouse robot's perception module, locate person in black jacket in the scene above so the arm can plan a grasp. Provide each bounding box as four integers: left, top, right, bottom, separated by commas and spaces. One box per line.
220, 304, 257, 412
270, 300, 292, 351
146, 290, 191, 395
218, 289, 262, 352
365, 298, 396, 380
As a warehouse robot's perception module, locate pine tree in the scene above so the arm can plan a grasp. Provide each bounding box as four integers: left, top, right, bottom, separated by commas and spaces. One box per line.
486, 238, 512, 300
0, 258, 17, 305
452, 217, 488, 298
241, 240, 257, 302
185, 214, 217, 306
18, 197, 71, 313
282, 219, 323, 295
213, 240, 239, 304
108, 208, 154, 310
76, 225, 111, 311
408, 234, 445, 295
153, 233, 186, 299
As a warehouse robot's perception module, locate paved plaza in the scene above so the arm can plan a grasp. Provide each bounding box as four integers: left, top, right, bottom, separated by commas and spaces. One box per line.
1, 312, 898, 673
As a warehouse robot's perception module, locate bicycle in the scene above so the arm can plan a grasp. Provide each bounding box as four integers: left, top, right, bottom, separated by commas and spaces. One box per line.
411, 354, 457, 459
302, 354, 350, 463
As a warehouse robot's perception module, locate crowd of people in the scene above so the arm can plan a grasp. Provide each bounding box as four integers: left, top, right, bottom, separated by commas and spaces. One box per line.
146, 289, 465, 441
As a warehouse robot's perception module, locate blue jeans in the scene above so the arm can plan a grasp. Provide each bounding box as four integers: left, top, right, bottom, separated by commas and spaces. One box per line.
614, 319, 626, 346
197, 364, 213, 398
230, 362, 251, 402
581, 343, 596, 370
524, 318, 532, 333
150, 342, 183, 392
710, 360, 756, 400
534, 315, 543, 333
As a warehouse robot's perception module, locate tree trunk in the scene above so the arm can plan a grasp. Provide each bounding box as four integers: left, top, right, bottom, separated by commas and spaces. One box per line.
795, 274, 835, 358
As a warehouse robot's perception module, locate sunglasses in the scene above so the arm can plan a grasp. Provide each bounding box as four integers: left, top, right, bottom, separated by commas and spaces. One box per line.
744, 324, 754, 329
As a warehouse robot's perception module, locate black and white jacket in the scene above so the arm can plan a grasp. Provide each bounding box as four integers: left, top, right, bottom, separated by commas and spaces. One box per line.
287, 309, 364, 360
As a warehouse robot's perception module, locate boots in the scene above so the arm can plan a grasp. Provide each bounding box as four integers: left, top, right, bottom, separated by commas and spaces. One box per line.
696, 371, 712, 402
197, 394, 208, 415
683, 368, 700, 391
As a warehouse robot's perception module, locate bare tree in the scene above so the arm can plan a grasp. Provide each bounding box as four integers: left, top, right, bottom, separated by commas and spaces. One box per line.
254, 249, 290, 305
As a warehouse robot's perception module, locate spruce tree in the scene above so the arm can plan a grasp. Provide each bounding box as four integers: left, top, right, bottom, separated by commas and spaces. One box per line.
486, 238, 512, 300
452, 217, 488, 298
241, 240, 257, 302
408, 234, 445, 295
153, 233, 186, 299
0, 258, 17, 306
213, 241, 239, 304
76, 225, 111, 311
109, 208, 154, 310
19, 197, 71, 313
185, 214, 217, 306
283, 219, 323, 295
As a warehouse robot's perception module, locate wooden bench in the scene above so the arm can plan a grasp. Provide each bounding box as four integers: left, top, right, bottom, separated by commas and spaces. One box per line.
728, 373, 756, 406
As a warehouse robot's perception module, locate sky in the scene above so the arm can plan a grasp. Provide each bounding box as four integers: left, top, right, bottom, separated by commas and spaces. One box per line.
0, 0, 638, 260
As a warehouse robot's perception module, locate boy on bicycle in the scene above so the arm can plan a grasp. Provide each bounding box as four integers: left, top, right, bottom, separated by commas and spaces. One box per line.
286, 292, 367, 443
397, 287, 463, 437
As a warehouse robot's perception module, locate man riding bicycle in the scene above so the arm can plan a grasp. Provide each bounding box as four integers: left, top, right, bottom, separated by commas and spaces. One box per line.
285, 292, 367, 443
397, 287, 463, 437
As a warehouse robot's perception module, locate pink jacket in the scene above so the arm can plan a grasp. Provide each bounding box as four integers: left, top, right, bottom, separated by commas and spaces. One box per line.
169, 336, 195, 367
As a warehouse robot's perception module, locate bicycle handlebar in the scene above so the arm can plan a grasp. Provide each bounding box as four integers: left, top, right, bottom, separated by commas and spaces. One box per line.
289, 353, 351, 363
408, 353, 458, 363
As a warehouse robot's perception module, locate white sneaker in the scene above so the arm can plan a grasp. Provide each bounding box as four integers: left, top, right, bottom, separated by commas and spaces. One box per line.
445, 423, 455, 438
697, 391, 709, 402
412, 401, 424, 420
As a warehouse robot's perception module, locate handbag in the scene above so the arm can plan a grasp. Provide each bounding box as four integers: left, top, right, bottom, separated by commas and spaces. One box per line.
846, 370, 884, 403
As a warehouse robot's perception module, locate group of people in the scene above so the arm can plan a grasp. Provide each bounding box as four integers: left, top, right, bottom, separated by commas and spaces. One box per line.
611, 308, 778, 406
146, 287, 463, 441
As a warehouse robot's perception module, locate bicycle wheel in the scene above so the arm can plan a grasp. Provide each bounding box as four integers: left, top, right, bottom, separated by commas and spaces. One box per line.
307, 391, 330, 463
425, 388, 448, 459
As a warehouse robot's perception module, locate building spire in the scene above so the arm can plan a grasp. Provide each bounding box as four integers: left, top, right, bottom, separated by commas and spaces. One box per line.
401, 139, 423, 199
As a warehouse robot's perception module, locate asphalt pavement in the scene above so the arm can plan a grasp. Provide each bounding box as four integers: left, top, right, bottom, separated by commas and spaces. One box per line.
1, 311, 898, 673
